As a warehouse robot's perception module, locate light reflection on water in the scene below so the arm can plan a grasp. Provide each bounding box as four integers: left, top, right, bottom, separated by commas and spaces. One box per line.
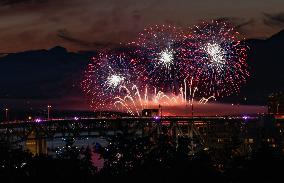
22, 135, 108, 170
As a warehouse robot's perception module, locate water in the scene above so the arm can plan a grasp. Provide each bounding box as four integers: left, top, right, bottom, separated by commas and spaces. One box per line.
22, 135, 108, 170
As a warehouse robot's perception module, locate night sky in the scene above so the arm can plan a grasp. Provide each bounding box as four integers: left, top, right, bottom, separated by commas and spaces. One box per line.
0, 0, 284, 113
0, 0, 284, 52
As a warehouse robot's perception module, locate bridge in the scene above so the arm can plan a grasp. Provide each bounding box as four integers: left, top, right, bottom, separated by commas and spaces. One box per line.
0, 116, 263, 155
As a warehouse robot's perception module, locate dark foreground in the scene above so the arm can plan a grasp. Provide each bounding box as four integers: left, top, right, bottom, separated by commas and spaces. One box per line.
0, 133, 283, 183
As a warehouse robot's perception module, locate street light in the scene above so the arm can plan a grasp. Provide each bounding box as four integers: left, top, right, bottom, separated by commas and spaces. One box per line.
5, 108, 9, 121
47, 105, 52, 120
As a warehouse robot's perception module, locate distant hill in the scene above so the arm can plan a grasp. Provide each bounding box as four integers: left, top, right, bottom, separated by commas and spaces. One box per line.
239, 29, 284, 104
0, 46, 94, 99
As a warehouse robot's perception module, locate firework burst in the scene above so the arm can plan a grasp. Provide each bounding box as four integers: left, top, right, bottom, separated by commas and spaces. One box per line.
81, 52, 138, 110
130, 25, 189, 93
81, 20, 250, 115
188, 20, 249, 97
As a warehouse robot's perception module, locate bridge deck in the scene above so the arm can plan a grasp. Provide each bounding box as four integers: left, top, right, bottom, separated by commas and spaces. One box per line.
0, 116, 260, 129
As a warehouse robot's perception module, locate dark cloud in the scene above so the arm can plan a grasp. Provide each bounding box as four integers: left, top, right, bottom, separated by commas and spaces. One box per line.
236, 19, 254, 29
132, 10, 142, 21
212, 17, 255, 36
263, 12, 284, 27
89, 19, 110, 33
57, 29, 119, 49
0, 0, 47, 6
214, 17, 254, 30
57, 29, 95, 48
0, 0, 283, 52
215, 17, 233, 22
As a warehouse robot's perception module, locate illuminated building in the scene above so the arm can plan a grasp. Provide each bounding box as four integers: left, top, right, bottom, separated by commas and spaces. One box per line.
268, 92, 284, 115
142, 109, 159, 117
26, 131, 47, 155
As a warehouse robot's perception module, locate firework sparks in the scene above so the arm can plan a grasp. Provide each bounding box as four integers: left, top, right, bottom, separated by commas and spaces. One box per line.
81, 52, 137, 110
203, 42, 226, 73
114, 81, 215, 116
106, 73, 125, 89
131, 25, 188, 92
189, 20, 249, 97
157, 48, 174, 70
82, 20, 249, 115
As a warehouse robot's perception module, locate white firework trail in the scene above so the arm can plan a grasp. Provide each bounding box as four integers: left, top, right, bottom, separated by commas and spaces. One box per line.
113, 77, 215, 116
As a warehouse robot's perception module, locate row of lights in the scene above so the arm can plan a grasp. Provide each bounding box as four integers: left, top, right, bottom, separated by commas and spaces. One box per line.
3, 105, 52, 121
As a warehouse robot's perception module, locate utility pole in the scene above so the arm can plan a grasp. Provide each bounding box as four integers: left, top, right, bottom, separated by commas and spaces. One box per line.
47, 105, 51, 120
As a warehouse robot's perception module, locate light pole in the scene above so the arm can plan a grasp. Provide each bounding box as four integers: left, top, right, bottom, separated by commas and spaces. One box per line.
159, 104, 162, 118
191, 103, 194, 117
47, 105, 51, 120
5, 108, 9, 121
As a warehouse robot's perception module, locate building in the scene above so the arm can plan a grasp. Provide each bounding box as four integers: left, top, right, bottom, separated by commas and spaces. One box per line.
142, 109, 159, 117
268, 92, 284, 115
26, 131, 47, 155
